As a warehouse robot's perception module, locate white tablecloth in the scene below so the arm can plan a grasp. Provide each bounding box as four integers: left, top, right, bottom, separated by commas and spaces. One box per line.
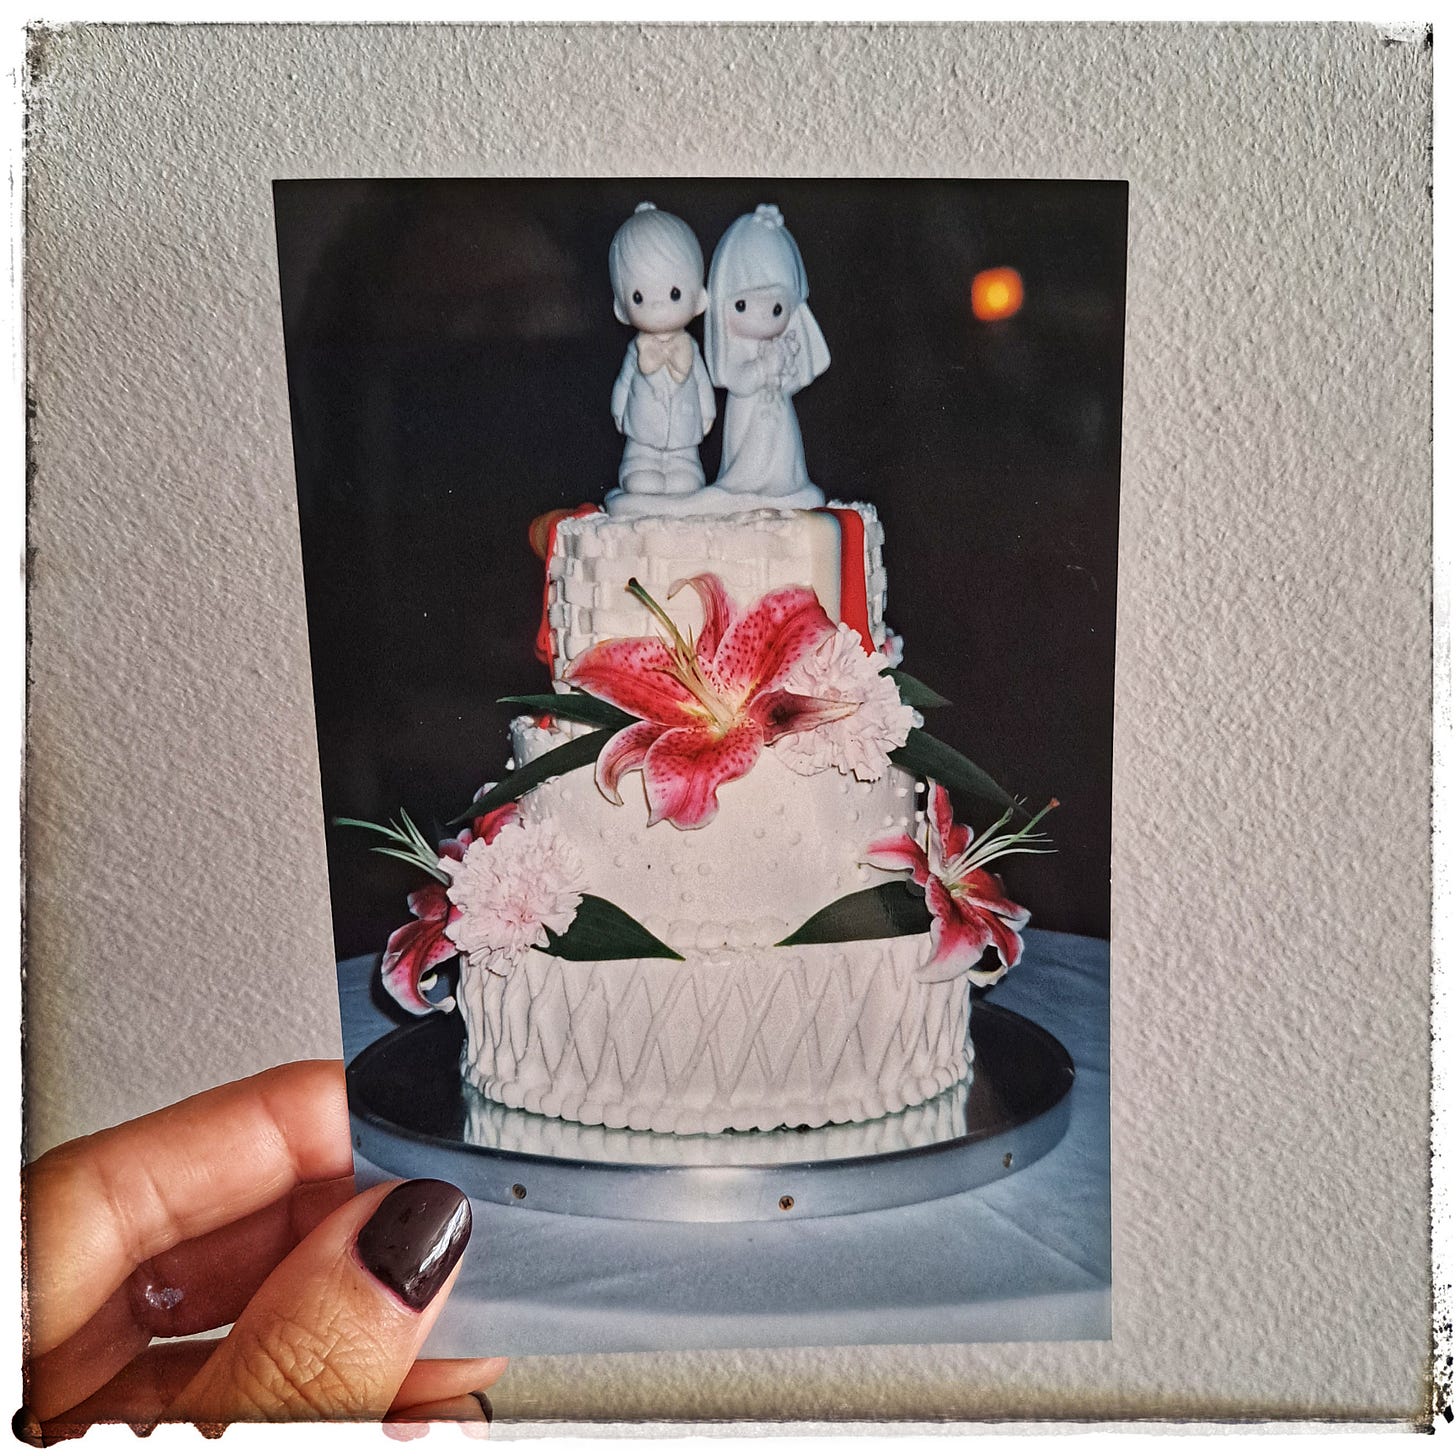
340, 927, 1110, 1355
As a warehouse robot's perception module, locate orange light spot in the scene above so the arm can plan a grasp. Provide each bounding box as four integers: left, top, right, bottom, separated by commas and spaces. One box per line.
970, 267, 1024, 322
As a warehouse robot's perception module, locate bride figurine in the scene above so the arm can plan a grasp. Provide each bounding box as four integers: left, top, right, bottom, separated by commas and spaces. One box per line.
704, 204, 831, 507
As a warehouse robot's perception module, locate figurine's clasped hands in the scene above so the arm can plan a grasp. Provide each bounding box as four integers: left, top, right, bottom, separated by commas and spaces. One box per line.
755, 337, 788, 390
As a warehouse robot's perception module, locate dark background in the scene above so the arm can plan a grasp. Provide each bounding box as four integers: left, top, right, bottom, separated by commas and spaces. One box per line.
275, 180, 1127, 958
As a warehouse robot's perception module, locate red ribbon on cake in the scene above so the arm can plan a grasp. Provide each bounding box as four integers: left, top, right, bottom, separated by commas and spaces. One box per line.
815, 505, 875, 653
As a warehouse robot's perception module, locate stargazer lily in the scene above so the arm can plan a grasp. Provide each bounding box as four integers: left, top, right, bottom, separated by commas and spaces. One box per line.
379, 802, 519, 1013
565, 572, 855, 829
865, 784, 1056, 985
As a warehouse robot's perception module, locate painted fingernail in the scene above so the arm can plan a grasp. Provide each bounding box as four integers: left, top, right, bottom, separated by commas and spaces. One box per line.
356, 1180, 472, 1311
471, 1392, 494, 1422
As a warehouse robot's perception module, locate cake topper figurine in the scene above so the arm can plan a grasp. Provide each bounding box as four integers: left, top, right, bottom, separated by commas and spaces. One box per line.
704, 204, 831, 508
604, 203, 716, 513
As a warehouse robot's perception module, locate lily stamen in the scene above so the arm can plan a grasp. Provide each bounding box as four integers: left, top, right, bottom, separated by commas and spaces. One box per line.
941, 798, 1060, 886
627, 576, 738, 729
627, 576, 691, 653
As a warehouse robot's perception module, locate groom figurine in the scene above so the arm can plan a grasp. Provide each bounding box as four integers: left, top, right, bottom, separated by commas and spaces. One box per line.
607, 203, 716, 498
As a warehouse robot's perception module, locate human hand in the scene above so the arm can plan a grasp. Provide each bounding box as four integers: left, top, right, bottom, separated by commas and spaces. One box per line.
19, 1061, 506, 1440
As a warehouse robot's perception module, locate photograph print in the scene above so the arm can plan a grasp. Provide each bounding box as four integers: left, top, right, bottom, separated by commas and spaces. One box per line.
274, 178, 1125, 1355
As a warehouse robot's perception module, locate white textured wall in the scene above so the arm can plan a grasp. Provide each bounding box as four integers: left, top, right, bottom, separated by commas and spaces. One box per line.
25, 23, 1432, 1423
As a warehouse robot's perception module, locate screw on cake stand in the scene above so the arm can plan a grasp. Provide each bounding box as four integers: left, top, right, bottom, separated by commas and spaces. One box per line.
346, 1004, 1074, 1224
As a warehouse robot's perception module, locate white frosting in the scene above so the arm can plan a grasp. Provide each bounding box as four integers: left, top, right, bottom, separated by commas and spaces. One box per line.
511, 716, 917, 943
455, 935, 970, 1135
602, 482, 825, 517
544, 503, 888, 682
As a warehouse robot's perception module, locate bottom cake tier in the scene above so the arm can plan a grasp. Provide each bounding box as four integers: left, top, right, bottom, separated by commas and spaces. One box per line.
455, 934, 971, 1135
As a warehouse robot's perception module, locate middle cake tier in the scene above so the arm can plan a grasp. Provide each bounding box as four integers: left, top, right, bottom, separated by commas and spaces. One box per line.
510, 716, 920, 947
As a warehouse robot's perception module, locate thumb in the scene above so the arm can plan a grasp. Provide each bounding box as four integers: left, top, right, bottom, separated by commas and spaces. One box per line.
170, 1180, 472, 1424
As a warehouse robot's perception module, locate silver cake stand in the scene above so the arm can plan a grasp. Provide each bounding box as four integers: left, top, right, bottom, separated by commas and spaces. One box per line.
348, 1002, 1074, 1223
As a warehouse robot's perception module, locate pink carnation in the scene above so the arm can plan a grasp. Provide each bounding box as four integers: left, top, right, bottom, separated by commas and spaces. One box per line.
773, 623, 916, 782
444, 818, 586, 977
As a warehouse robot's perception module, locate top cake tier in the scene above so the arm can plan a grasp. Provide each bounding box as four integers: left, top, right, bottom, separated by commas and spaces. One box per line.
543, 504, 889, 683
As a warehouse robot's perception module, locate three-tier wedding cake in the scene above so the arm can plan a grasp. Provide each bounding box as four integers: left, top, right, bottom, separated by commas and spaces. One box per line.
353, 203, 1050, 1136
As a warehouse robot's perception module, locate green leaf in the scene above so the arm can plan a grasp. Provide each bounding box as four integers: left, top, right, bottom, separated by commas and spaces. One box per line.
451, 728, 614, 825
334, 814, 412, 845
882, 669, 951, 709
778, 881, 933, 947
335, 815, 446, 881
890, 728, 1021, 817
500, 693, 636, 730
542, 894, 684, 962
370, 845, 450, 884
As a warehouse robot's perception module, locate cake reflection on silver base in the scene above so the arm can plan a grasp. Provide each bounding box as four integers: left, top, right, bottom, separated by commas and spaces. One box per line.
456, 933, 971, 1136
461, 1069, 974, 1164
345, 1002, 1075, 1222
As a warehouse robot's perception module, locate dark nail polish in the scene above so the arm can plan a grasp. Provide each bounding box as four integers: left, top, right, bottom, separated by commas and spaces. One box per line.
471, 1392, 494, 1422
355, 1180, 472, 1311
